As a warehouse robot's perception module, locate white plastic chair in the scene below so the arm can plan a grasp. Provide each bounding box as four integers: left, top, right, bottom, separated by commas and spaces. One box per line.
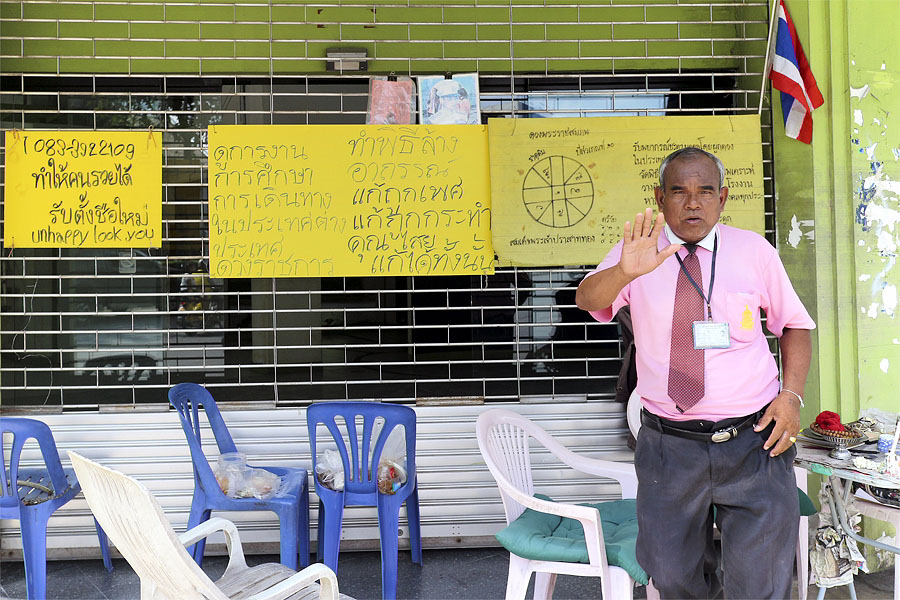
476, 408, 659, 600
67, 451, 346, 600
626, 390, 811, 600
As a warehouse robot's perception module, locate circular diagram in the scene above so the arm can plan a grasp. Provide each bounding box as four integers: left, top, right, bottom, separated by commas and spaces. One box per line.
522, 156, 594, 228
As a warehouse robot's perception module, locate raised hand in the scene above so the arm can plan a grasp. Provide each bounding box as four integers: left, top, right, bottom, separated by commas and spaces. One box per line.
618, 208, 681, 280
575, 208, 682, 311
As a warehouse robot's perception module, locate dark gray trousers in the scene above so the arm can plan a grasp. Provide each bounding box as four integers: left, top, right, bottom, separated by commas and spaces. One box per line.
634, 419, 799, 600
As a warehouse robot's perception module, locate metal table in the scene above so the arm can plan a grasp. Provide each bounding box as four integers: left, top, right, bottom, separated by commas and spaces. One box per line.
794, 443, 900, 555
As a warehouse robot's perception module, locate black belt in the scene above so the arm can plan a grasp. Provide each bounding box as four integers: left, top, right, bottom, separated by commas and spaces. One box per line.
640, 408, 763, 443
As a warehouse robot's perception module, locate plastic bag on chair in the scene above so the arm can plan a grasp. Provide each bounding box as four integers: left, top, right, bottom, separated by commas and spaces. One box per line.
315, 449, 345, 491
372, 422, 408, 495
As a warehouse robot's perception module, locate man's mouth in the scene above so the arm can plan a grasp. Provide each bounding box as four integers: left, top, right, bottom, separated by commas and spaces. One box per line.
685, 216, 702, 223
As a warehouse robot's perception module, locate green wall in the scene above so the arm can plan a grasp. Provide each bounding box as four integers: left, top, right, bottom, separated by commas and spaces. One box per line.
0, 0, 756, 75
773, 0, 899, 568
774, 0, 899, 419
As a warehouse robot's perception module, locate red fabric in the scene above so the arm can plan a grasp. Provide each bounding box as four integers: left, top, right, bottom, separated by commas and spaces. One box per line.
814, 410, 845, 432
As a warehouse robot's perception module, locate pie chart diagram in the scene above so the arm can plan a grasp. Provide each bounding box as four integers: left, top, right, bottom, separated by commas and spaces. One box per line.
522, 156, 594, 228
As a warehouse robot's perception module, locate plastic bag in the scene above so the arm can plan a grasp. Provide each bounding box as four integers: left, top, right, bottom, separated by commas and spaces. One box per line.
315, 449, 345, 491
377, 460, 407, 495
214, 452, 282, 499
366, 77, 415, 125
373, 423, 408, 495
315, 424, 409, 494
238, 468, 281, 500
214, 452, 247, 498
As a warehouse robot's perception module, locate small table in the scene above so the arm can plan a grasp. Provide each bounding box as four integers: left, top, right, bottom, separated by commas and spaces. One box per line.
794, 443, 900, 598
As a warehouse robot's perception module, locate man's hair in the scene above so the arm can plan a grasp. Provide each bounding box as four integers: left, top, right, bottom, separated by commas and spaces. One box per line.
658, 147, 725, 189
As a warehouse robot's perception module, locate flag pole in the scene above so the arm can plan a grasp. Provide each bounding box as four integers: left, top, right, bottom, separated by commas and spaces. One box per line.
758, 0, 781, 114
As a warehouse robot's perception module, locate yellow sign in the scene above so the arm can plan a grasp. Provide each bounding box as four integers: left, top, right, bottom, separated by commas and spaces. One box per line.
4, 131, 162, 248
208, 125, 493, 278
488, 115, 765, 266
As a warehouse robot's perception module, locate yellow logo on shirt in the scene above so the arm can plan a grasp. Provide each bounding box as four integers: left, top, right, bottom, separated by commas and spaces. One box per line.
741, 305, 755, 330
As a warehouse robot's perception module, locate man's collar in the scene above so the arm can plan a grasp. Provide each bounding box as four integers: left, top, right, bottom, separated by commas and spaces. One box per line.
664, 224, 718, 252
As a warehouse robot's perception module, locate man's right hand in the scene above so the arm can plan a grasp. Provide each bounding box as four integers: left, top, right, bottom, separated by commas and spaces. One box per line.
575, 208, 680, 312
619, 208, 681, 280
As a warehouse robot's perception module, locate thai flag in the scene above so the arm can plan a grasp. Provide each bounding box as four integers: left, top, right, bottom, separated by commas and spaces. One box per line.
768, 0, 823, 143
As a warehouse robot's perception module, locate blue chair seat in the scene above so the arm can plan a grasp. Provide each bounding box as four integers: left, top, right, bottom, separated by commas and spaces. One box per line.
168, 383, 310, 570
1, 417, 112, 600
14, 468, 78, 504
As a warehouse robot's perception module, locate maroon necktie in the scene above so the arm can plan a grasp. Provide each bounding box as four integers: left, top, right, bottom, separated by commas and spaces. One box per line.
667, 245, 705, 413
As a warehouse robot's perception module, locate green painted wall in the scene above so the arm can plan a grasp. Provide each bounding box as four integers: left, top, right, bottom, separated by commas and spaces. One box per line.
0, 0, 754, 75
774, 0, 899, 418
772, 0, 899, 568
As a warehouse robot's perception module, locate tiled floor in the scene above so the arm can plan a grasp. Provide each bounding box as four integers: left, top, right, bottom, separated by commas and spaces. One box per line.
0, 547, 894, 600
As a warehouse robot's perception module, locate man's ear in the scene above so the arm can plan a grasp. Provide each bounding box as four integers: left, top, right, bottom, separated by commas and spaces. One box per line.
654, 186, 665, 210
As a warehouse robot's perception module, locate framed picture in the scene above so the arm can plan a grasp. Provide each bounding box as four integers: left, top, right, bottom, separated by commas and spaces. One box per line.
366, 77, 415, 125
418, 73, 480, 125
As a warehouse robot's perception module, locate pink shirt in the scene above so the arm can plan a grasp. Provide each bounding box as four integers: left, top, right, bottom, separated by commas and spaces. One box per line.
582, 225, 815, 421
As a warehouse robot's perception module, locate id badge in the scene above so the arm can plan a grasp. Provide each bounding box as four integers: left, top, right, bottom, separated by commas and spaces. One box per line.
693, 321, 731, 349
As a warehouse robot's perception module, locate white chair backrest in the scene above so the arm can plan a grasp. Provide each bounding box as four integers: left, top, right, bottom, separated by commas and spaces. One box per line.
626, 389, 642, 440
68, 451, 227, 600
476, 409, 540, 523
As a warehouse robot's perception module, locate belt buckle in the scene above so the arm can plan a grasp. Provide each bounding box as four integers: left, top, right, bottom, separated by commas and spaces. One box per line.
710, 426, 737, 443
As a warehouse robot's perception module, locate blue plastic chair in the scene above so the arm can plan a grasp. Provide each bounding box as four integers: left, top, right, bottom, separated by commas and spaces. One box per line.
0, 417, 112, 600
307, 401, 422, 600
167, 383, 310, 570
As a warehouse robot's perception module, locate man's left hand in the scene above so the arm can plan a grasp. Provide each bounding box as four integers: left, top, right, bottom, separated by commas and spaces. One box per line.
753, 391, 801, 457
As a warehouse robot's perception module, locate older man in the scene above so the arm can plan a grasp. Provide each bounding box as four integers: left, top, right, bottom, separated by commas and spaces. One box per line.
576, 147, 814, 599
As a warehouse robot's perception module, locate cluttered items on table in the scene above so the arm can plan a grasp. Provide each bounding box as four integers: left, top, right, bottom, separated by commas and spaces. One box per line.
798, 409, 900, 480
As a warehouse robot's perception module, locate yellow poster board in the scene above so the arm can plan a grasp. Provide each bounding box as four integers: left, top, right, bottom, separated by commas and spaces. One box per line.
208, 125, 493, 278
488, 115, 764, 266
4, 131, 162, 248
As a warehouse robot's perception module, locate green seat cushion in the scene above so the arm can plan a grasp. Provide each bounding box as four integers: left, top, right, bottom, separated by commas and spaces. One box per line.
798, 488, 816, 517
494, 493, 648, 585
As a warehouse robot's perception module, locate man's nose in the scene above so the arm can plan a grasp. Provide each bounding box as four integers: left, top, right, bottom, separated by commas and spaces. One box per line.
683, 193, 702, 208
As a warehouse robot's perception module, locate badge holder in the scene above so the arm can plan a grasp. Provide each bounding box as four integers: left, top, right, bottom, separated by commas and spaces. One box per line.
693, 320, 730, 349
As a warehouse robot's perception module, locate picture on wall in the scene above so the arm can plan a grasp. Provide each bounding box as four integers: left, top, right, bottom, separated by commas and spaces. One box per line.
418, 73, 480, 125
366, 77, 416, 125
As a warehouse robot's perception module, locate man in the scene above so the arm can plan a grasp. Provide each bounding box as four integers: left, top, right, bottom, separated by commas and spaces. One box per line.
576, 147, 814, 599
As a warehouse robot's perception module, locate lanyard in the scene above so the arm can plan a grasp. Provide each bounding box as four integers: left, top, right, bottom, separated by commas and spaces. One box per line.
675, 235, 717, 321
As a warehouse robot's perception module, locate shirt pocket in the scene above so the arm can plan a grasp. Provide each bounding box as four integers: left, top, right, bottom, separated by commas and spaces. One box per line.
725, 292, 762, 343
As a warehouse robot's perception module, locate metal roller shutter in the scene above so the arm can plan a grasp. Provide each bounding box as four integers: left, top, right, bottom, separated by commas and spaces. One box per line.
1, 0, 776, 554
